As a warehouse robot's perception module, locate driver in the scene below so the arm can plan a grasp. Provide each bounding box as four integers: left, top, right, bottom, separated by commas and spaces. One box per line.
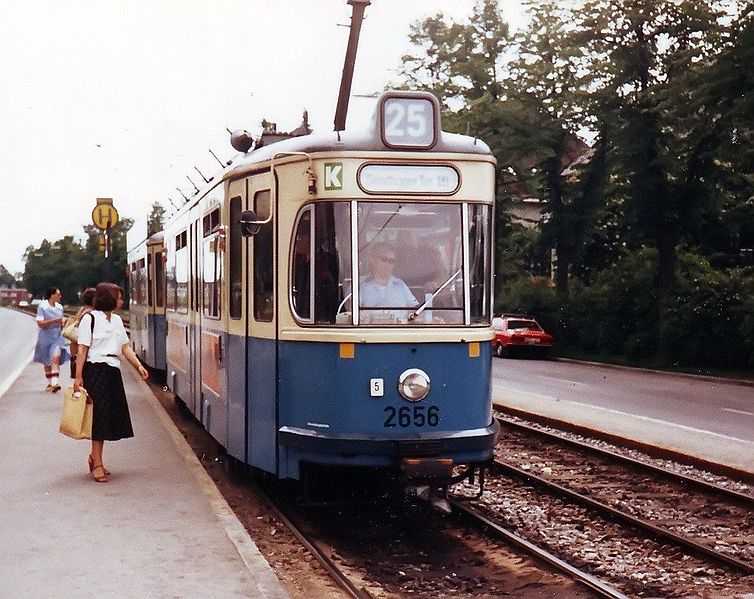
359, 242, 418, 321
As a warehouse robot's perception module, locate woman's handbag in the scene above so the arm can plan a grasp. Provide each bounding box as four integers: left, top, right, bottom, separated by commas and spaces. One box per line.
59, 385, 93, 439
62, 317, 79, 342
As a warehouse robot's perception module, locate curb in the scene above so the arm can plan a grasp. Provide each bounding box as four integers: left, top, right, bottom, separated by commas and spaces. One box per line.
554, 357, 754, 388
127, 369, 290, 599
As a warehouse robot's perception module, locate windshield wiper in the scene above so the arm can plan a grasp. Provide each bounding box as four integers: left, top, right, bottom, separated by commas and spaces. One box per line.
408, 269, 462, 321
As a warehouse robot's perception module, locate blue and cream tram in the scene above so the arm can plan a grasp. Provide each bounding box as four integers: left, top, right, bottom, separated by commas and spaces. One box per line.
156, 90, 499, 488
127, 232, 167, 373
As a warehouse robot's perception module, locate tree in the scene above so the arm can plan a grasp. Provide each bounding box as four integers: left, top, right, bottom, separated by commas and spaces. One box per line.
82, 217, 134, 287
23, 237, 90, 301
0, 264, 15, 287
574, 0, 733, 294
147, 202, 166, 236
23, 218, 133, 302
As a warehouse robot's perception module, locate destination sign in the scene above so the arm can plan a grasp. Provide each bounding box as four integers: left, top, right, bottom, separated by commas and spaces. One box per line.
358, 164, 459, 194
379, 93, 440, 149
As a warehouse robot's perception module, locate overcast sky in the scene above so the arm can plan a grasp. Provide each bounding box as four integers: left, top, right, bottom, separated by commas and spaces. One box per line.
0, 1, 523, 276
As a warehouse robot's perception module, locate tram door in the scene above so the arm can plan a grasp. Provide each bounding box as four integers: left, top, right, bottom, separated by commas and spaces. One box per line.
188, 206, 203, 420
226, 180, 247, 461
245, 180, 278, 474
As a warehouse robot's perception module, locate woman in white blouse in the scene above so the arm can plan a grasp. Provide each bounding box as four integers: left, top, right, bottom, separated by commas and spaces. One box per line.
74, 283, 148, 483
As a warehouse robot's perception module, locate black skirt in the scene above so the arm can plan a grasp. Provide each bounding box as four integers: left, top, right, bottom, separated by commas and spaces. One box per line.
82, 361, 134, 441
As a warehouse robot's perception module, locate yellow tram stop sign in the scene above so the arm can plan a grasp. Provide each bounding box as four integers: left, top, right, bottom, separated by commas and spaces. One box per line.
92, 198, 119, 230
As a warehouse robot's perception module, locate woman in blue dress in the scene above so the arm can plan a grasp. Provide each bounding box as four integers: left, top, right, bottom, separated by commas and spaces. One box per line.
34, 286, 70, 392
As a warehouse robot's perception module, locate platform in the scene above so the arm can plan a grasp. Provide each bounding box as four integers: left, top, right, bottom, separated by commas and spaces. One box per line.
0, 356, 289, 598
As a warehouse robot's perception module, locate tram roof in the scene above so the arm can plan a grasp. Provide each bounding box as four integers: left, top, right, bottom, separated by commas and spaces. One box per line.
227, 127, 493, 178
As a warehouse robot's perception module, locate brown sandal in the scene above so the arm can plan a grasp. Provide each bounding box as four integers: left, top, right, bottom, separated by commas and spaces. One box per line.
91, 464, 108, 483
88, 455, 110, 476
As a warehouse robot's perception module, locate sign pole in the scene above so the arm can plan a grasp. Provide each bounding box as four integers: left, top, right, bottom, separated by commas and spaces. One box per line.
92, 198, 119, 282
103, 224, 111, 282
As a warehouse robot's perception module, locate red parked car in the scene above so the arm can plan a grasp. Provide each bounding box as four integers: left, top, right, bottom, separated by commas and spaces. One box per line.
492, 314, 553, 358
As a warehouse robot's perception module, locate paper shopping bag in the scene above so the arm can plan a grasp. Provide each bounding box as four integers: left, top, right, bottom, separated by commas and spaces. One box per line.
59, 385, 93, 440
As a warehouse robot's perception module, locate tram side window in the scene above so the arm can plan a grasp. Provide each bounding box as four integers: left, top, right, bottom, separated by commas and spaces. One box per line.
147, 254, 153, 307
155, 250, 165, 308
202, 235, 221, 319
290, 202, 350, 325
175, 231, 188, 314
129, 262, 138, 305
139, 258, 147, 308
291, 209, 312, 320
468, 203, 491, 324
166, 249, 176, 311
229, 196, 242, 319
253, 190, 273, 322
314, 202, 349, 324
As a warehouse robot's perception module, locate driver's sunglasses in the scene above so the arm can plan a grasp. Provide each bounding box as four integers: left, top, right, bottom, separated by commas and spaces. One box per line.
377, 255, 396, 264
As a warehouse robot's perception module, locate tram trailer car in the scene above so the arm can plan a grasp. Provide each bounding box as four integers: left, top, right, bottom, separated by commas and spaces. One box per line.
155, 91, 500, 488
127, 233, 167, 373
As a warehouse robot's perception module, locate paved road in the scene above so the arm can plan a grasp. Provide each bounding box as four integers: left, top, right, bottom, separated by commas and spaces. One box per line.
492, 357, 754, 442
0, 307, 38, 394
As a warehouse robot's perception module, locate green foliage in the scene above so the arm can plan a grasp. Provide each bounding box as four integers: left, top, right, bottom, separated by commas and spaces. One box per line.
396, 0, 754, 370
147, 202, 166, 237
0, 264, 16, 287
504, 249, 754, 370
660, 251, 754, 368
23, 217, 133, 302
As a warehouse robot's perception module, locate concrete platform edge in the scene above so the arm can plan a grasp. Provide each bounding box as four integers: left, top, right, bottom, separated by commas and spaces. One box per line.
127, 369, 289, 598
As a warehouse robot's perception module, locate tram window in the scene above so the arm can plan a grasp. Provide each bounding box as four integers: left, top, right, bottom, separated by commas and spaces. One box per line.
175, 244, 189, 314
129, 262, 137, 306
202, 235, 222, 319
166, 249, 176, 311
314, 202, 349, 324
140, 258, 147, 306
147, 254, 153, 307
229, 196, 242, 319
203, 208, 220, 236
357, 202, 464, 325
291, 209, 312, 320
155, 251, 165, 308
253, 190, 273, 322
468, 203, 491, 324
289, 202, 351, 325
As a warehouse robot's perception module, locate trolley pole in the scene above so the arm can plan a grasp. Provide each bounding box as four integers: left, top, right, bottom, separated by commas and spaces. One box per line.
333, 0, 371, 132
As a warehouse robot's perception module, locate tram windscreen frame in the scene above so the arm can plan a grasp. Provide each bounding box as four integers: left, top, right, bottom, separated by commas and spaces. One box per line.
290, 200, 492, 326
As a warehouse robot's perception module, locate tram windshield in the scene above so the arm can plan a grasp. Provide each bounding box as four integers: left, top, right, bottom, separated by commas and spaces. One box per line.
290, 201, 491, 326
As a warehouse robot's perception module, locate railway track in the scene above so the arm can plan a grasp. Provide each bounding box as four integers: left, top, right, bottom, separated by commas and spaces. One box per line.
252, 477, 602, 598
494, 416, 754, 575
257, 488, 375, 599
449, 499, 629, 598
446, 415, 754, 597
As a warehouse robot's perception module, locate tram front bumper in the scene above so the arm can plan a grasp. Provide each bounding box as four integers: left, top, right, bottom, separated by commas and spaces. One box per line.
278, 419, 500, 460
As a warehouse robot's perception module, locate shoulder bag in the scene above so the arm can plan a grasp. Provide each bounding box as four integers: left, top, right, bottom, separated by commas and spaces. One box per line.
62, 317, 79, 342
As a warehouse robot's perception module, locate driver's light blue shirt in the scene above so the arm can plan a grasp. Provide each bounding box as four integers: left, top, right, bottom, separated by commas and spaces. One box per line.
359, 276, 419, 309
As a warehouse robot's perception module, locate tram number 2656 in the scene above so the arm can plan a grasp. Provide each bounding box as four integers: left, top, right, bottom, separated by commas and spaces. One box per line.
383, 405, 440, 428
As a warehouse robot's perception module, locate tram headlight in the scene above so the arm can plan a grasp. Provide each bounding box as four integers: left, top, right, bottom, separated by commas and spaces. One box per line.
397, 368, 430, 402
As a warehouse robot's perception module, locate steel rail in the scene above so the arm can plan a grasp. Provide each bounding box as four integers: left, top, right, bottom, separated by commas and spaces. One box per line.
493, 459, 754, 575
260, 491, 374, 599
450, 500, 629, 599
497, 416, 754, 507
